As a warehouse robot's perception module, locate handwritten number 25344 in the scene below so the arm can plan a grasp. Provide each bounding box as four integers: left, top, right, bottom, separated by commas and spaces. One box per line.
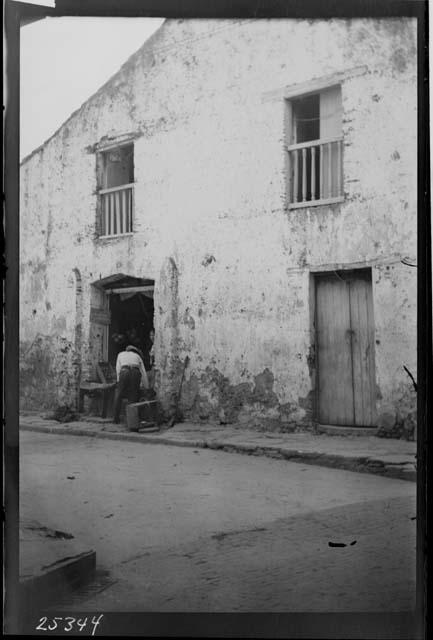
36, 615, 104, 635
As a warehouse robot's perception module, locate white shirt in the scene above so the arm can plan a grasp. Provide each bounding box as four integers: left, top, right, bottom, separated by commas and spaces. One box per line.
116, 351, 149, 388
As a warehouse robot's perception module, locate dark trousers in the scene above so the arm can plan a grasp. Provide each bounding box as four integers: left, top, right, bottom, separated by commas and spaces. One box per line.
114, 367, 141, 423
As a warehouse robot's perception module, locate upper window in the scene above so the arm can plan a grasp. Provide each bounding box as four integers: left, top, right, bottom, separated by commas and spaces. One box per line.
286, 85, 343, 208
98, 143, 134, 237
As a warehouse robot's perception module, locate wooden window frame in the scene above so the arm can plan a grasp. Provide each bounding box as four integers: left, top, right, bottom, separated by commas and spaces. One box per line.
96, 141, 135, 238
285, 86, 344, 209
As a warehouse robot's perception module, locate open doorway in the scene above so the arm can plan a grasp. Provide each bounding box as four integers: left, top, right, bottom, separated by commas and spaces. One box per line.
91, 273, 155, 372
108, 287, 154, 369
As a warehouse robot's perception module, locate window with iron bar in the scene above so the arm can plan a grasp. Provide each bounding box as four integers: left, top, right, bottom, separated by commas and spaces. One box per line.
286, 86, 343, 208
97, 143, 134, 237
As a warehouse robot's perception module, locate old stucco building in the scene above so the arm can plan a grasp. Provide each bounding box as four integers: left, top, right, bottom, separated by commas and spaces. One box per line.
20, 18, 417, 437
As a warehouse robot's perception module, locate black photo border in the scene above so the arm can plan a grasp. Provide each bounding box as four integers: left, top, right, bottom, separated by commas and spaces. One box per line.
4, 0, 430, 637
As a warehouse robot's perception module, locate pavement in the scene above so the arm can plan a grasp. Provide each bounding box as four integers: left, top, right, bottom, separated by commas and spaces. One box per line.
19, 428, 417, 616
18, 411, 417, 612
20, 411, 417, 482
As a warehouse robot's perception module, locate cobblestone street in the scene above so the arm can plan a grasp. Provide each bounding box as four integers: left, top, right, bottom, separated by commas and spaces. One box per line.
20, 430, 416, 612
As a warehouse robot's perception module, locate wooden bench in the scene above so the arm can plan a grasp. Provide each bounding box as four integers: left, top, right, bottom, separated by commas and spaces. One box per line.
79, 362, 117, 418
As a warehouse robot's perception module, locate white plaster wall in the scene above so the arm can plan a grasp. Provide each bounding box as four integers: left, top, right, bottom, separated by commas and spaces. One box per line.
20, 18, 417, 430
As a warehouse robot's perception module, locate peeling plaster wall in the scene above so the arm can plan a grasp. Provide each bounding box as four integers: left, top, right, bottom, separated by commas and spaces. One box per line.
20, 18, 417, 435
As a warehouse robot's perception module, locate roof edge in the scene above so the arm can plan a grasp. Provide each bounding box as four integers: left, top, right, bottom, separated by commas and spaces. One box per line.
20, 18, 168, 166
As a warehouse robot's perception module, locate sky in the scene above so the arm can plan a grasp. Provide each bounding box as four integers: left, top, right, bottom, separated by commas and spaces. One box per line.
20, 17, 164, 160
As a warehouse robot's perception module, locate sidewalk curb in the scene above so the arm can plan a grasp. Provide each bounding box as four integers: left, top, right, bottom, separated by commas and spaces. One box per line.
20, 423, 416, 482
20, 550, 96, 613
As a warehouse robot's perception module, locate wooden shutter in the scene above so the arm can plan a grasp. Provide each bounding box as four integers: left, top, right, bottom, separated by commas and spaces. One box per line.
320, 86, 342, 198
320, 86, 342, 137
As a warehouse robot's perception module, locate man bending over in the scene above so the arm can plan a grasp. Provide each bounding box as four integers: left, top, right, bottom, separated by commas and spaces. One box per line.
114, 345, 149, 424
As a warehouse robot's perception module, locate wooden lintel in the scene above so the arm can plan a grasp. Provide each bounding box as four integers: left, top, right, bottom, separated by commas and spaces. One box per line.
262, 66, 368, 103
108, 286, 154, 295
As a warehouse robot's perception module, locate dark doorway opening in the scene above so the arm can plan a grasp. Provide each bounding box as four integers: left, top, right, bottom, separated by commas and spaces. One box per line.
108, 288, 154, 370
92, 273, 155, 370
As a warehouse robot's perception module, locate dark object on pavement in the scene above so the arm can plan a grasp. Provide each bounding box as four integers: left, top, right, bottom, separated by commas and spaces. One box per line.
26, 524, 74, 540
126, 401, 159, 431
45, 405, 79, 423
138, 422, 159, 433
350, 540, 357, 545
139, 421, 156, 428
168, 355, 190, 428
328, 541, 347, 547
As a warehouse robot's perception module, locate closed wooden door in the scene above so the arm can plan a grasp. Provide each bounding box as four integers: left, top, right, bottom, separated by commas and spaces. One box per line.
315, 270, 376, 427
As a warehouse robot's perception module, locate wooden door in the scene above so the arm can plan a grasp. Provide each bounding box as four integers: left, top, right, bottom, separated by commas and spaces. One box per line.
89, 287, 110, 379
315, 270, 376, 427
